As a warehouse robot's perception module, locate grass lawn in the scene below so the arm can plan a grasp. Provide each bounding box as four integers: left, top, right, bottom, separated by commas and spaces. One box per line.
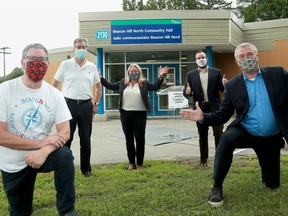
1, 156, 288, 215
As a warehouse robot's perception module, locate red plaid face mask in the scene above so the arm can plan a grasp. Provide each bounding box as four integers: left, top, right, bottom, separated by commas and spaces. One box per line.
26, 60, 48, 82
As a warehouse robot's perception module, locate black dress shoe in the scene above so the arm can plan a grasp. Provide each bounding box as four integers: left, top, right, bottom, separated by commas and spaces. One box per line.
195, 161, 207, 168
64, 211, 78, 216
199, 161, 208, 166
82, 171, 92, 177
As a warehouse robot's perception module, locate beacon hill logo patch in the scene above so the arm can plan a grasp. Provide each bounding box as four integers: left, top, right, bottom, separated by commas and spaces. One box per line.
22, 106, 43, 132
9, 97, 53, 139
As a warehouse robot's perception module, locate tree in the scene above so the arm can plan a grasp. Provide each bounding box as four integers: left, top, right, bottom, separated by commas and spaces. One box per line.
236, 0, 258, 22
122, 0, 232, 10
0, 67, 23, 83
122, 0, 288, 22
145, 0, 164, 10
138, 0, 145, 9
123, 0, 167, 10
198, 0, 233, 9
123, 0, 138, 10
166, 0, 199, 10
237, 0, 288, 22
257, 0, 288, 20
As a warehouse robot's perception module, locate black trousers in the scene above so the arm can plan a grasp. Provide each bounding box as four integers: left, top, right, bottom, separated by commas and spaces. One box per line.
213, 125, 285, 189
120, 109, 147, 165
196, 104, 223, 163
1, 147, 75, 216
65, 100, 93, 172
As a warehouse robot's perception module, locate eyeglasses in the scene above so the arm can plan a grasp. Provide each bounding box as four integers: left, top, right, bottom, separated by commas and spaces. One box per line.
75, 46, 87, 50
25, 56, 49, 61
237, 52, 256, 60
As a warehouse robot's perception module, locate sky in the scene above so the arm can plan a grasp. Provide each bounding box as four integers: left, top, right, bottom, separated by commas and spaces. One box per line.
0, 0, 123, 76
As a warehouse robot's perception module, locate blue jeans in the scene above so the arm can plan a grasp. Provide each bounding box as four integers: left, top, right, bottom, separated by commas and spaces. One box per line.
1, 146, 76, 216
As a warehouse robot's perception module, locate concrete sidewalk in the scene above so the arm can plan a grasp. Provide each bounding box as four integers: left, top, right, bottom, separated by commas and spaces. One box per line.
70, 117, 288, 166
71, 118, 205, 165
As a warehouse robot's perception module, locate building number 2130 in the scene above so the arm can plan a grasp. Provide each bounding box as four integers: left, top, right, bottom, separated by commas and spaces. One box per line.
96, 30, 109, 40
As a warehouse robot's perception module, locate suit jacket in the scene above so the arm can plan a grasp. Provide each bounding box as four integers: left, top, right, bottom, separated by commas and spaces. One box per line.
202, 66, 288, 142
100, 77, 164, 112
183, 67, 224, 112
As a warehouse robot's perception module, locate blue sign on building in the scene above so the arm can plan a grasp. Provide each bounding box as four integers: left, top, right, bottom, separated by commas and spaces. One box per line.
111, 19, 182, 44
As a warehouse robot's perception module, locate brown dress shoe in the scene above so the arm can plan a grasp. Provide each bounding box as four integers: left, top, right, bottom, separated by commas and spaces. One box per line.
128, 164, 136, 170
137, 165, 143, 170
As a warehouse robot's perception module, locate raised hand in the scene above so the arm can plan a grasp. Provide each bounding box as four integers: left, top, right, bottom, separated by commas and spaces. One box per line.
222, 74, 228, 85
180, 101, 203, 122
185, 83, 191, 95
158, 66, 169, 78
98, 68, 102, 78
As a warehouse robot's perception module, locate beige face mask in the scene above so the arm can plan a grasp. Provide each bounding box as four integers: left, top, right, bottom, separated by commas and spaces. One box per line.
239, 56, 257, 74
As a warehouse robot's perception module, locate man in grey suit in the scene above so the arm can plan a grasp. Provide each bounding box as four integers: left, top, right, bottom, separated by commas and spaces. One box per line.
180, 43, 288, 207
183, 50, 227, 166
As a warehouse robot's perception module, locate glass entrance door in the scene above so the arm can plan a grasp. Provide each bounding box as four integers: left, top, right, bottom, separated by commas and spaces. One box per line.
138, 64, 153, 116
152, 64, 180, 117
139, 63, 180, 117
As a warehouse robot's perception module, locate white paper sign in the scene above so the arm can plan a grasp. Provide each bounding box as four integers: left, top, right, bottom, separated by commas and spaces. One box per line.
168, 91, 188, 109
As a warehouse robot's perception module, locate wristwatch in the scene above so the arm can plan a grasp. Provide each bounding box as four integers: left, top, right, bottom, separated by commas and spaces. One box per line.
95, 102, 99, 106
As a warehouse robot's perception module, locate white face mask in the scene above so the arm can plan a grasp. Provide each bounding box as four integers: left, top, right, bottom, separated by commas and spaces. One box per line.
239, 56, 258, 74
196, 58, 207, 68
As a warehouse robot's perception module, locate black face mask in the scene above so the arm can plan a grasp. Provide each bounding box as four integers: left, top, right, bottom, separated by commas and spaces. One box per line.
129, 73, 139, 80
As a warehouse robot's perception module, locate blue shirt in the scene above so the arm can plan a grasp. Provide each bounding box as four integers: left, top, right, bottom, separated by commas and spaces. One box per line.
240, 69, 279, 137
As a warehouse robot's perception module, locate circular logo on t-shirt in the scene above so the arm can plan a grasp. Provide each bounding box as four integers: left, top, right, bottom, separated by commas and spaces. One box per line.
21, 106, 43, 132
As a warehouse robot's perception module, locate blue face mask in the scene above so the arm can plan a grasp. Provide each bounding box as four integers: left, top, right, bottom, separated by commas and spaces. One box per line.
75, 49, 87, 60
129, 73, 139, 81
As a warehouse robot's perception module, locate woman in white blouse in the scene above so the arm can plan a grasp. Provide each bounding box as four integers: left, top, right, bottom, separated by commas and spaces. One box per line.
100, 63, 169, 170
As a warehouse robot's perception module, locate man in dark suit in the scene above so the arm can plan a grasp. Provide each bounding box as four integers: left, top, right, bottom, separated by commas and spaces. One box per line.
183, 50, 227, 166
180, 43, 288, 207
